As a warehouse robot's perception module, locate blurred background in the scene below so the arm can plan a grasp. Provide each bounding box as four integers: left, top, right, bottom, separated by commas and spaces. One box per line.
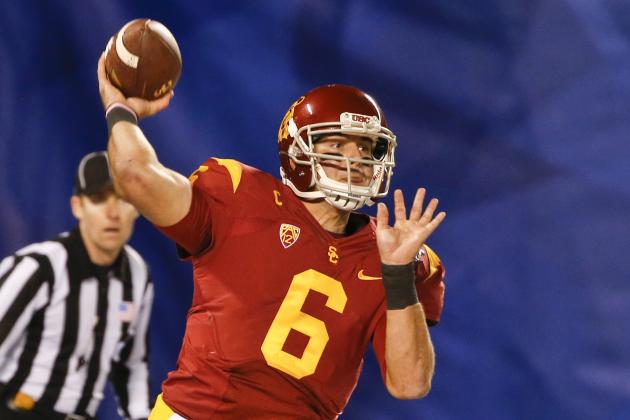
1, 1, 630, 419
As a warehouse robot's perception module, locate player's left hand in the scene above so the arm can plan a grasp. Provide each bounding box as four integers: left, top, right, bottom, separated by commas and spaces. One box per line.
376, 188, 446, 265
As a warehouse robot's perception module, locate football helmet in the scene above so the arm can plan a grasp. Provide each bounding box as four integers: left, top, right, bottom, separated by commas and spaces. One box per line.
278, 84, 397, 211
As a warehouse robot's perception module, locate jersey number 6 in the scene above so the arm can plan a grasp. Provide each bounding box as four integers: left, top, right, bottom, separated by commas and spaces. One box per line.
261, 269, 347, 379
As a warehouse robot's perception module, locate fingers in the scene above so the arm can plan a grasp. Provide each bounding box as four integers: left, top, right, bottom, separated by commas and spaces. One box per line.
152, 90, 174, 113
97, 52, 106, 82
393, 189, 406, 223
97, 52, 111, 108
408, 188, 426, 221
97, 50, 115, 88
97, 53, 109, 94
419, 197, 439, 225
97, 48, 126, 110
129, 90, 174, 119
425, 211, 446, 233
376, 202, 389, 229
399, 187, 445, 231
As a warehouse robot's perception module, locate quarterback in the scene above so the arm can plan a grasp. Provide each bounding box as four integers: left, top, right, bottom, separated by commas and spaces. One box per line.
97, 52, 446, 419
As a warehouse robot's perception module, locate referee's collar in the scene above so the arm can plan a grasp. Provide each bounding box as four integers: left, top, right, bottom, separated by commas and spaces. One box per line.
61, 228, 127, 281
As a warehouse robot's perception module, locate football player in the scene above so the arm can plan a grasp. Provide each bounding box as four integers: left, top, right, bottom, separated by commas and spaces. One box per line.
97, 53, 446, 419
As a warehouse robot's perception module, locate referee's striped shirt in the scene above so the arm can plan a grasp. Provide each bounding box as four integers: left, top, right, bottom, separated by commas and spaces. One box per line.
0, 228, 153, 419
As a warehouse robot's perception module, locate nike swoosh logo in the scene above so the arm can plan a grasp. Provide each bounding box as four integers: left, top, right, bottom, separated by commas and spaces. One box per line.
358, 270, 382, 281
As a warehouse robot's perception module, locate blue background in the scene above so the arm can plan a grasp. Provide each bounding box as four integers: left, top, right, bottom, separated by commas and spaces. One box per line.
1, 1, 629, 419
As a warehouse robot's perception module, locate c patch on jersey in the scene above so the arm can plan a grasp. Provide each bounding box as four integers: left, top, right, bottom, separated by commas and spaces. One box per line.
279, 223, 301, 249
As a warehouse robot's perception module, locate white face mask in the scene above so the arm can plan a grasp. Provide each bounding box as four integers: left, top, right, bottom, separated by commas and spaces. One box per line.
282, 113, 397, 211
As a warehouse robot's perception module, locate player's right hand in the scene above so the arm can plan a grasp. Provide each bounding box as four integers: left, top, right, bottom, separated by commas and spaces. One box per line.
97, 50, 173, 120
375, 188, 446, 266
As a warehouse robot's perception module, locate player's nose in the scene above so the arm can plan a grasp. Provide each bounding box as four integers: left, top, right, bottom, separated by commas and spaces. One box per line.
344, 142, 363, 159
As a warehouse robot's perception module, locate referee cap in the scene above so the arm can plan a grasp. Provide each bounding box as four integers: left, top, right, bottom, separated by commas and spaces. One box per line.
74, 151, 113, 195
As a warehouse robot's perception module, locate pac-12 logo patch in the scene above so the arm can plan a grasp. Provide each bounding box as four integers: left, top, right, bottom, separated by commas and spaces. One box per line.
279, 223, 301, 249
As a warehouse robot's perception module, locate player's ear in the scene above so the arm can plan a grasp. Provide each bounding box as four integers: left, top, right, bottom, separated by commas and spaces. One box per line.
70, 195, 84, 220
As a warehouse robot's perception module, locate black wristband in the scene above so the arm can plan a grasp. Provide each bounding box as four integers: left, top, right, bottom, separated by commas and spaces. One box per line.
382, 262, 419, 310
106, 104, 138, 135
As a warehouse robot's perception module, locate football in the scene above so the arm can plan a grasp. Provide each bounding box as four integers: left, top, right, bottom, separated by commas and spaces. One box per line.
104, 19, 182, 100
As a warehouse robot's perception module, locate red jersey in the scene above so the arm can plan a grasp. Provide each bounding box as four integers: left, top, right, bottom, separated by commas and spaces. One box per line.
157, 158, 445, 419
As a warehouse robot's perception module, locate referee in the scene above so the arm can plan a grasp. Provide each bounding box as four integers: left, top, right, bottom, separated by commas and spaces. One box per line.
0, 152, 153, 420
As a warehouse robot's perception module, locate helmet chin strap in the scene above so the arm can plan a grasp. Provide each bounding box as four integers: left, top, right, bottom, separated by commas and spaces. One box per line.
323, 195, 369, 211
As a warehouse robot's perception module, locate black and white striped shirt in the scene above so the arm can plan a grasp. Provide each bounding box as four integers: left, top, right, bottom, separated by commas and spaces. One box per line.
0, 228, 153, 419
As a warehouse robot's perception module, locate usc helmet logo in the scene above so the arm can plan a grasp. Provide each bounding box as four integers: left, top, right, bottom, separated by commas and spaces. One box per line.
278, 96, 304, 143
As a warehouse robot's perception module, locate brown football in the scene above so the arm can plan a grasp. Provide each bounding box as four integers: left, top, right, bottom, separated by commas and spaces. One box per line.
104, 19, 182, 100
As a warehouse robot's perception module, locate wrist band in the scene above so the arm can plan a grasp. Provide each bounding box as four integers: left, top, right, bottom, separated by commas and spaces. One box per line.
381, 262, 419, 310
106, 102, 138, 135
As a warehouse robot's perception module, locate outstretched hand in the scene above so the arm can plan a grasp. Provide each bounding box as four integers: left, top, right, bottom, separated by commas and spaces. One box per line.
97, 48, 173, 119
376, 188, 446, 265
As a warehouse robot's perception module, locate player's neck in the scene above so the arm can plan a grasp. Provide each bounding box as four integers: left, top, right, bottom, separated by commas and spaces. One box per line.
302, 200, 350, 234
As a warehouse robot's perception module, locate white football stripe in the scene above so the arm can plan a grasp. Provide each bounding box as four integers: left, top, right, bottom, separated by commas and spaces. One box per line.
115, 21, 139, 69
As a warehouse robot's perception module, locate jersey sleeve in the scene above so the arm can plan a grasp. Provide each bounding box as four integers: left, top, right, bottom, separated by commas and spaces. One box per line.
416, 245, 446, 325
156, 158, 246, 257
371, 244, 446, 382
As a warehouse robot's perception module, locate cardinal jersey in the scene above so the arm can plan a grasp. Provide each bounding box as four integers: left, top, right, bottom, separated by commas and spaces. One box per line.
157, 158, 445, 420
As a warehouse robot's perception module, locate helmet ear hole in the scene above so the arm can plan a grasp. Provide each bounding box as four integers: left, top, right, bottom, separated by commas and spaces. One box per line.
373, 138, 388, 161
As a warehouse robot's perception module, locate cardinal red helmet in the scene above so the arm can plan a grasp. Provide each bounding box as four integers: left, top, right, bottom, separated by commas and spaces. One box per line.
278, 84, 397, 211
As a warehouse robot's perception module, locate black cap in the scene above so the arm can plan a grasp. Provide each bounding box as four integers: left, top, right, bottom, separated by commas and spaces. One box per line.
74, 151, 113, 195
